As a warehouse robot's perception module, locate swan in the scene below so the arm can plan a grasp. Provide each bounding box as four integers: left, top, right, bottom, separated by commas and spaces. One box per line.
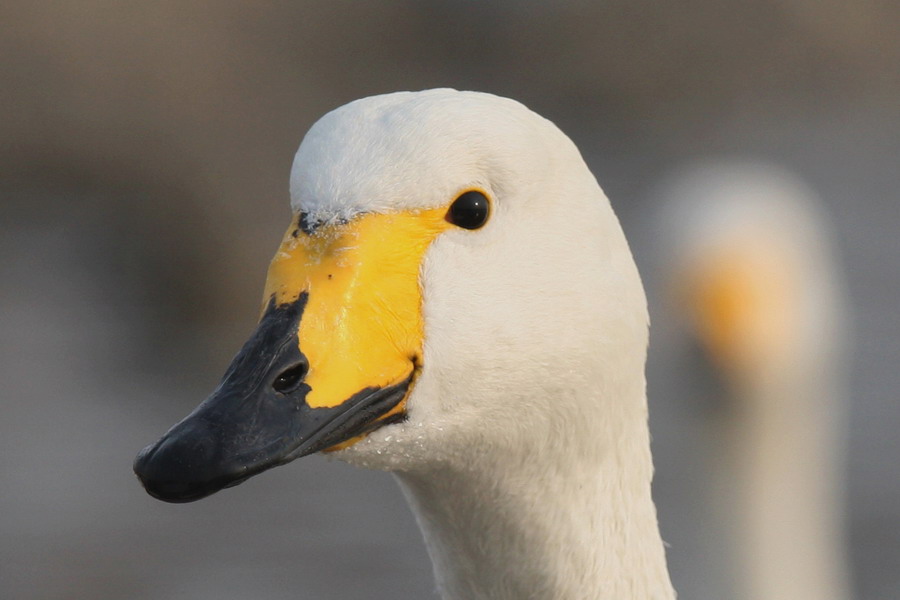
134, 89, 676, 599
652, 162, 852, 600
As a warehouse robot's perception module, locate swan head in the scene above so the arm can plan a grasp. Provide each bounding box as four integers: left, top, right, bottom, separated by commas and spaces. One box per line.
134, 89, 649, 501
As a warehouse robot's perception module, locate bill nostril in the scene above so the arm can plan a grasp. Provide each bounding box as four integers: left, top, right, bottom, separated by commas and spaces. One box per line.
272, 361, 308, 394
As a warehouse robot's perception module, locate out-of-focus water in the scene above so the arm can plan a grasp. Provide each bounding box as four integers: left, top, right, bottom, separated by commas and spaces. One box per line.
2, 3, 898, 598
3, 114, 898, 599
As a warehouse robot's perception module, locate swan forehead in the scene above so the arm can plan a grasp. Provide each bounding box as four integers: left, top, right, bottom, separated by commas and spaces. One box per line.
289, 89, 561, 221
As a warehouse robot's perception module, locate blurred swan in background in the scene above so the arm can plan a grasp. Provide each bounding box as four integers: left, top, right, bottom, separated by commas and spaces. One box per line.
652, 161, 853, 600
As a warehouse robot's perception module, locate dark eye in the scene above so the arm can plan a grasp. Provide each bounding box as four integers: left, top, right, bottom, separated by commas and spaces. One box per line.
446, 191, 490, 230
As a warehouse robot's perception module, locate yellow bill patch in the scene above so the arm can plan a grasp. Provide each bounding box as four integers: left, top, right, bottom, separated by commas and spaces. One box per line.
262, 207, 453, 410
681, 244, 797, 374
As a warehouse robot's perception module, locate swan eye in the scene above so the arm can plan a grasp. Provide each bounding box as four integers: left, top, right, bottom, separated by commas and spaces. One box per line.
446, 191, 490, 230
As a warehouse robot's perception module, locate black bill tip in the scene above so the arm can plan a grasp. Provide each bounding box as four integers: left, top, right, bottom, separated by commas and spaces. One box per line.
133, 375, 412, 503
133, 419, 252, 503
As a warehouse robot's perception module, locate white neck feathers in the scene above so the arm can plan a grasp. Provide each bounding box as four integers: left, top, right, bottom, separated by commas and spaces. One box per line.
396, 385, 674, 600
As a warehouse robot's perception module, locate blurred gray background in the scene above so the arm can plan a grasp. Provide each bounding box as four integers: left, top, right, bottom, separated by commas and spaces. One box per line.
1, 2, 897, 599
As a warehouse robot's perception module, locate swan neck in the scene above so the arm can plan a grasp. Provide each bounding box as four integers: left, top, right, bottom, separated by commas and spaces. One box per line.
720, 366, 852, 600
395, 397, 675, 600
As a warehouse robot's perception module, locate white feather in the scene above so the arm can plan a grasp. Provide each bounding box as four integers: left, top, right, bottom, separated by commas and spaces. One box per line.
293, 89, 675, 600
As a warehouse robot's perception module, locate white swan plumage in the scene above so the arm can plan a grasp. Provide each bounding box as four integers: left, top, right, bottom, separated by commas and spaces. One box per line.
135, 89, 675, 599
652, 161, 853, 600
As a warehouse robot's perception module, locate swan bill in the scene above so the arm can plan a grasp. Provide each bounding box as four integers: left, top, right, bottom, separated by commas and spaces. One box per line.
134, 209, 451, 503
